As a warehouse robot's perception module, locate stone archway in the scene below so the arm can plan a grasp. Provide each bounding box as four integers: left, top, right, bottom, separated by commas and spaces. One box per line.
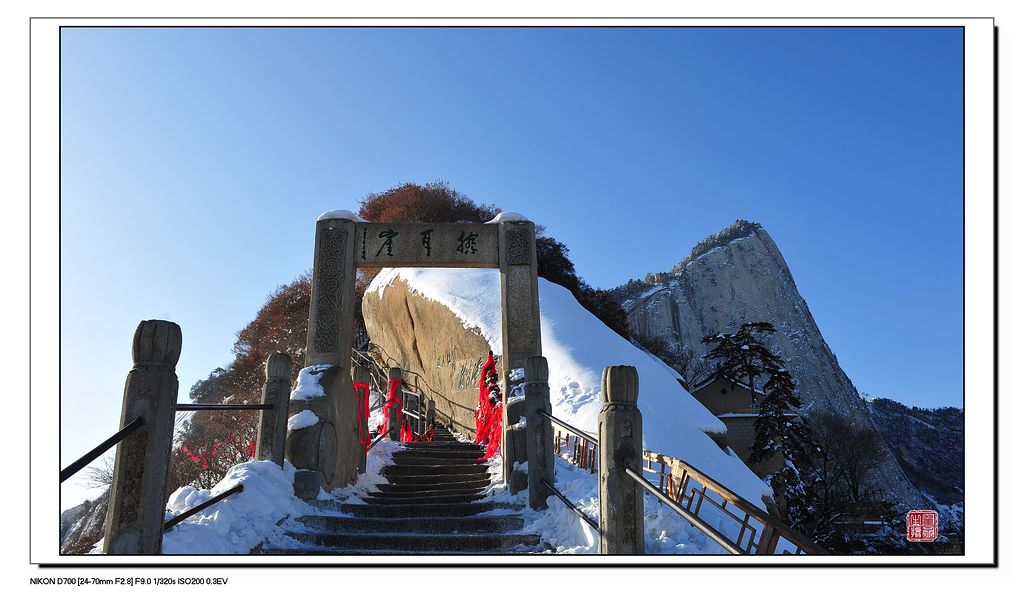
284, 211, 541, 498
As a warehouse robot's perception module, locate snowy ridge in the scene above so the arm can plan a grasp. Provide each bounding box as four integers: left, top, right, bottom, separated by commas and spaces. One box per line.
370, 267, 772, 507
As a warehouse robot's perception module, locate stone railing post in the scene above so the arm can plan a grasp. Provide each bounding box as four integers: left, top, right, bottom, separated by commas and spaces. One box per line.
525, 355, 554, 510
426, 399, 436, 430
256, 352, 292, 466
598, 365, 644, 555
102, 320, 181, 555
388, 367, 403, 441
352, 363, 371, 474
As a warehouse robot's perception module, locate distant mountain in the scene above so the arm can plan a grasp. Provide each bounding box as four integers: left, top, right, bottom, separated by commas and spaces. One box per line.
610, 220, 931, 511
60, 488, 108, 554
863, 395, 964, 529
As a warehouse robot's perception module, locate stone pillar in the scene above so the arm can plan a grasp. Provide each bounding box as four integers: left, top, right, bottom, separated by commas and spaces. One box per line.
287, 214, 359, 497
498, 218, 542, 493
388, 367, 403, 441
598, 365, 645, 555
257, 352, 292, 466
524, 356, 554, 510
102, 320, 181, 555
352, 363, 370, 474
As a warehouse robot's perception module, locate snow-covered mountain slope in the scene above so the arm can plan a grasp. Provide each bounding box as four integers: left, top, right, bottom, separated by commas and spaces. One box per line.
863, 395, 964, 529
366, 267, 773, 508
610, 220, 929, 510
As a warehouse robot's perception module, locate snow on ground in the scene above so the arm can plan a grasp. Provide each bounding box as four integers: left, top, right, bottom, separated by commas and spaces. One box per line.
324, 439, 402, 505
367, 391, 386, 432
368, 267, 771, 507
161, 460, 313, 554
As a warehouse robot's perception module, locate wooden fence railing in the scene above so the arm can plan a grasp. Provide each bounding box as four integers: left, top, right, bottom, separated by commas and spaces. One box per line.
533, 362, 823, 556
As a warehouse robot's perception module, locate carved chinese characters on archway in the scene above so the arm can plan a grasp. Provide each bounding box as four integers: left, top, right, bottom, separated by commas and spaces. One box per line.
354, 223, 499, 268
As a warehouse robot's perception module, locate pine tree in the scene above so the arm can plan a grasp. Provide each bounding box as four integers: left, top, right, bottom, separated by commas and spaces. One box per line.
702, 322, 819, 533
750, 364, 818, 530
701, 322, 780, 406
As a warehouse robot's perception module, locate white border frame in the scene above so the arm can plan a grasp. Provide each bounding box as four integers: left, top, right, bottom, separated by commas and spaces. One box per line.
30, 16, 995, 567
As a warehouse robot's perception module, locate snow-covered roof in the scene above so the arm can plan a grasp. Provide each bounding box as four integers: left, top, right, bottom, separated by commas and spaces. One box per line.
688, 372, 766, 396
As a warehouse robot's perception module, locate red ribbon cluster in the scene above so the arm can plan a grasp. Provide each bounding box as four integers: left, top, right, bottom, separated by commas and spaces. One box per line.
474, 353, 503, 461
182, 436, 255, 471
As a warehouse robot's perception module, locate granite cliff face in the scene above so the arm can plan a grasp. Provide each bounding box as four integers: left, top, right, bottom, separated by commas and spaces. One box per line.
361, 276, 490, 437
611, 221, 929, 510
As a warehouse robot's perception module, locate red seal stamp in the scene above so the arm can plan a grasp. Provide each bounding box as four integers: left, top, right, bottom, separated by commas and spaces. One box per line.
906, 510, 939, 542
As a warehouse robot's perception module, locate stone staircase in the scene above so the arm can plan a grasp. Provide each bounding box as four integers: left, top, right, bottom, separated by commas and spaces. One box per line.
261, 427, 543, 554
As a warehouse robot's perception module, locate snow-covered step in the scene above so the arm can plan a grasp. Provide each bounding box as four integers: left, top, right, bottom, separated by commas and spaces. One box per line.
391, 455, 484, 466
295, 514, 527, 534
282, 530, 542, 553
383, 472, 490, 485
382, 463, 489, 475
365, 487, 485, 500
362, 493, 485, 505
373, 480, 490, 494
261, 426, 536, 555
391, 449, 485, 461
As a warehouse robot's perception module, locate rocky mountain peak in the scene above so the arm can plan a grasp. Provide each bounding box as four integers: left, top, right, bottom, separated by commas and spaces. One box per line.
613, 220, 930, 511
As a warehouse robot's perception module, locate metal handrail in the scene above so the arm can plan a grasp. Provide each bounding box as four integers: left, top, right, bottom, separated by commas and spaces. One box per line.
163, 484, 244, 530
175, 403, 273, 411
367, 431, 389, 451
624, 467, 743, 554
540, 413, 821, 554
371, 344, 475, 416
539, 410, 597, 445
60, 417, 145, 483
641, 449, 822, 555
542, 479, 598, 531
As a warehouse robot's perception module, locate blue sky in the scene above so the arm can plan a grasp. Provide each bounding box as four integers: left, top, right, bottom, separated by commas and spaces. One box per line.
59, 27, 963, 505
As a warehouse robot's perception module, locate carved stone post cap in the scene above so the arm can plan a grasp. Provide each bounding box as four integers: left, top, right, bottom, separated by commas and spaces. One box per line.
265, 352, 292, 379
525, 355, 549, 382
132, 320, 182, 367
388, 367, 403, 380
601, 365, 639, 405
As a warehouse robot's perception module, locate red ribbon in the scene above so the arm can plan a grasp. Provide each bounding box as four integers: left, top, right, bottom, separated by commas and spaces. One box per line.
474, 353, 502, 460
377, 377, 404, 438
